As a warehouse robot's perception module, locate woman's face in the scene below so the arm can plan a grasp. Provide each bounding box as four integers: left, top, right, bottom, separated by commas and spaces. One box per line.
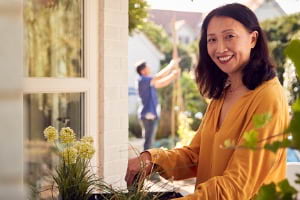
207, 16, 258, 76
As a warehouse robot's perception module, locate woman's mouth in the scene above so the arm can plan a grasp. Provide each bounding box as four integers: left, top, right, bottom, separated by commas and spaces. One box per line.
217, 55, 234, 64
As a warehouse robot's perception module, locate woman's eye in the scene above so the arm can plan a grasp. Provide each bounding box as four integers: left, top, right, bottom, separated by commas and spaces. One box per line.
225, 34, 235, 39
207, 38, 216, 43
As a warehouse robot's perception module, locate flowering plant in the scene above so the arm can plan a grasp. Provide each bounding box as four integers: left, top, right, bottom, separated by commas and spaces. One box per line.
43, 126, 96, 200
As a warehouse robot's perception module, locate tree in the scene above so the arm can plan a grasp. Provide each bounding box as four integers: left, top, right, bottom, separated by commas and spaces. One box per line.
261, 14, 300, 102
142, 21, 173, 52
129, 0, 149, 34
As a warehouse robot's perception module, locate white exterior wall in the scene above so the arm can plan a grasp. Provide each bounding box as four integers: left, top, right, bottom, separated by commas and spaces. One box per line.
255, 0, 285, 21
178, 24, 197, 44
0, 1, 24, 199
128, 33, 164, 114
99, 0, 129, 187
0, 0, 129, 197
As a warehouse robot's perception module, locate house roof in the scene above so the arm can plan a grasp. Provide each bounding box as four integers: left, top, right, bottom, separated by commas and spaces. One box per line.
275, 0, 300, 15
253, 0, 300, 21
149, 9, 203, 35
130, 32, 165, 60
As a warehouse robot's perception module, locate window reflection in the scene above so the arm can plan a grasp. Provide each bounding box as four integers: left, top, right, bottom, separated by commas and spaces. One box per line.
24, 0, 83, 77
24, 93, 84, 199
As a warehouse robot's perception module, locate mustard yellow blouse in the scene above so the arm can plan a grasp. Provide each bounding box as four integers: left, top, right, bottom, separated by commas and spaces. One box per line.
148, 77, 289, 200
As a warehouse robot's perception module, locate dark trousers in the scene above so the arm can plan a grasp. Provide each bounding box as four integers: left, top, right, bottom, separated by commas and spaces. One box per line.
141, 119, 158, 150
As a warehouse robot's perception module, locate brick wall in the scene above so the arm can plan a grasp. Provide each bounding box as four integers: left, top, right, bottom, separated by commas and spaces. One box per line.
99, 0, 129, 188
0, 1, 24, 199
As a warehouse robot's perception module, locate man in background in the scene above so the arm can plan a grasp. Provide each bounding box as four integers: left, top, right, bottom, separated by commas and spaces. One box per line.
136, 59, 180, 150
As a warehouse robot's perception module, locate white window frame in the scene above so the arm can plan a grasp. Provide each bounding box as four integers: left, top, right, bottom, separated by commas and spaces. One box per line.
23, 0, 100, 165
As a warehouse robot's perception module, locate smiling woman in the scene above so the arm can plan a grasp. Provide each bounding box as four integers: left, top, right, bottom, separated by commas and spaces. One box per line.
126, 3, 289, 200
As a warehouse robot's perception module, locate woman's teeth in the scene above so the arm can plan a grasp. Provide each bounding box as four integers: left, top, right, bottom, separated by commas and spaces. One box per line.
218, 55, 233, 62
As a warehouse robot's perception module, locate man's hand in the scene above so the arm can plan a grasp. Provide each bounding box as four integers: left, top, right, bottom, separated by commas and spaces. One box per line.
171, 68, 181, 78
125, 152, 153, 186
170, 58, 181, 69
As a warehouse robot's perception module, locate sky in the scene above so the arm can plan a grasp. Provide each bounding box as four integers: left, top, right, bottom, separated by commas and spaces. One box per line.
146, 0, 249, 13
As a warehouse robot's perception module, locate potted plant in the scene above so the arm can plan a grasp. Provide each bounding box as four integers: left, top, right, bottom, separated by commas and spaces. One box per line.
43, 126, 97, 200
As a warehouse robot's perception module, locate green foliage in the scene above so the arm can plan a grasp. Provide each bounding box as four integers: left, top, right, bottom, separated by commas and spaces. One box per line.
255, 183, 278, 200
157, 71, 207, 137
38, 126, 96, 199
285, 39, 300, 76
261, 14, 300, 101
157, 50, 195, 137
278, 179, 298, 198
176, 113, 196, 147
253, 113, 272, 129
129, 0, 149, 34
264, 139, 292, 153
292, 98, 300, 112
142, 22, 172, 52
180, 72, 207, 130
243, 130, 258, 150
285, 39, 300, 150
96, 166, 171, 200
288, 112, 300, 148
255, 180, 297, 200
145, 24, 193, 70
296, 174, 300, 184
53, 159, 96, 200
261, 13, 300, 68
239, 113, 272, 150
161, 46, 193, 72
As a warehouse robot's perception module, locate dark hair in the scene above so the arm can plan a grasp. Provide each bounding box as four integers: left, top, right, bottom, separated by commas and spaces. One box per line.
135, 61, 146, 75
195, 3, 276, 99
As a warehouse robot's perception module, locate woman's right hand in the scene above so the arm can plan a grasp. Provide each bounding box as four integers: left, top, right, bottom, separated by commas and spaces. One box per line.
125, 151, 153, 187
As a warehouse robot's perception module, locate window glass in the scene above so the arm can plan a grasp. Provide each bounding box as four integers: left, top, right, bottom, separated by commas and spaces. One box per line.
24, 0, 83, 77
24, 93, 84, 199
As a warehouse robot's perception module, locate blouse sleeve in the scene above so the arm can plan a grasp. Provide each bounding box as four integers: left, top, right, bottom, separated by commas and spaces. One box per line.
174, 88, 289, 200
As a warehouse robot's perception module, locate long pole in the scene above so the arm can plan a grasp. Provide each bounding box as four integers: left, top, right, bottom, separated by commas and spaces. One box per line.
171, 15, 179, 148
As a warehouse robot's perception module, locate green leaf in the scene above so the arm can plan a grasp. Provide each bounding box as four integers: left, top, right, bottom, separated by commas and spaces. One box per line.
255, 183, 277, 200
295, 173, 300, 184
223, 139, 235, 148
264, 139, 292, 153
253, 113, 272, 129
243, 130, 258, 149
285, 39, 300, 77
278, 179, 297, 195
288, 112, 300, 149
292, 98, 300, 112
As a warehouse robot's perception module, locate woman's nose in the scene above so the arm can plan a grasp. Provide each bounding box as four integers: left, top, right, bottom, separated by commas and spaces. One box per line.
216, 41, 228, 53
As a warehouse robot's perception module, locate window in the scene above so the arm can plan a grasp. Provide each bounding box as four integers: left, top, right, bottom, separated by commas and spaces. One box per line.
23, 0, 98, 198
24, 0, 83, 78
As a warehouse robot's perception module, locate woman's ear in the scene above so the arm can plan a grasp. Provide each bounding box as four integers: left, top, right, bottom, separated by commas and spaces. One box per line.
251, 31, 259, 48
